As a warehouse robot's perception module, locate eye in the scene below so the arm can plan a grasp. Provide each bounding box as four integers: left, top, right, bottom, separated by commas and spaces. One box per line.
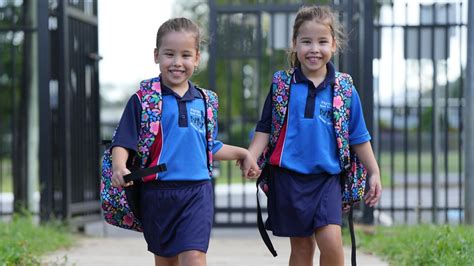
165, 53, 173, 57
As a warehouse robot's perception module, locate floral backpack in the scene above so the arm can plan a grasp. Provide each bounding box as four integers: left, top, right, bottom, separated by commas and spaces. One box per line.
256, 69, 367, 265
100, 77, 218, 232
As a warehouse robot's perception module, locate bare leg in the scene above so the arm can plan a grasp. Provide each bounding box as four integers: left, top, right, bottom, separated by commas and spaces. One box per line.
289, 236, 316, 266
178, 250, 206, 266
314, 224, 344, 266
154, 255, 179, 266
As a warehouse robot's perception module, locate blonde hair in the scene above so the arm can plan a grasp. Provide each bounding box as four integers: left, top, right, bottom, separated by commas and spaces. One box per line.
289, 5, 347, 68
156, 17, 202, 51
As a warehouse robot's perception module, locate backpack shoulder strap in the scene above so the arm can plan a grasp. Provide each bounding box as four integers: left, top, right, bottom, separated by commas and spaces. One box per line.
197, 88, 219, 178
333, 71, 353, 170
255, 68, 294, 258
269, 68, 294, 146
257, 68, 295, 168
136, 77, 163, 167
333, 72, 364, 266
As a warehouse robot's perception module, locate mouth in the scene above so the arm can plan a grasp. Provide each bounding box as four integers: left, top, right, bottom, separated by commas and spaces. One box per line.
306, 56, 322, 63
169, 69, 186, 76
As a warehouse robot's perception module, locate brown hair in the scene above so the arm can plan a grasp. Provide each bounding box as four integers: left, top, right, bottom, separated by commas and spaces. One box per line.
289, 5, 347, 68
156, 17, 202, 51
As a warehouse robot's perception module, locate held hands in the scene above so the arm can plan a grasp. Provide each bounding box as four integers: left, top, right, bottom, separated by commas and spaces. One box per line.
236, 151, 261, 180
111, 167, 134, 188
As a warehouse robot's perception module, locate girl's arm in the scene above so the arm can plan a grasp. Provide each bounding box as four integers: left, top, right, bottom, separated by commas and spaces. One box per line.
248, 132, 270, 160
214, 144, 261, 178
111, 146, 132, 187
351, 141, 382, 207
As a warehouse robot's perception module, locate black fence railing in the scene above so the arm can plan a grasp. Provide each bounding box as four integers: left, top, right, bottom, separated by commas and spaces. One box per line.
373, 1, 467, 224
0, 0, 101, 226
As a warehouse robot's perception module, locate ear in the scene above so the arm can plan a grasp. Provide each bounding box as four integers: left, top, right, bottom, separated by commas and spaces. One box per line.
154, 48, 159, 64
331, 38, 337, 53
194, 50, 201, 68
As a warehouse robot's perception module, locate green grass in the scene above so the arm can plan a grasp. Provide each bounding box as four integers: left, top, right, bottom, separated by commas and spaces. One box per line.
343, 225, 474, 265
0, 214, 73, 265
379, 151, 461, 175
0, 158, 13, 193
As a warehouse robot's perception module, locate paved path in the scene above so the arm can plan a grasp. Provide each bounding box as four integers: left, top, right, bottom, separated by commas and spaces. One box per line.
42, 222, 388, 266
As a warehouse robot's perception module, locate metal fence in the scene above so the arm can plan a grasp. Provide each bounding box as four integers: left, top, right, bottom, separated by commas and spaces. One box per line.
373, 1, 468, 225
0, 0, 470, 228
39, 0, 101, 225
0, 0, 101, 226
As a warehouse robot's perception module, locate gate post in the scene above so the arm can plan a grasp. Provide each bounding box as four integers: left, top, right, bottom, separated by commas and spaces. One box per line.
38, 0, 53, 222
360, 0, 375, 225
465, 1, 474, 224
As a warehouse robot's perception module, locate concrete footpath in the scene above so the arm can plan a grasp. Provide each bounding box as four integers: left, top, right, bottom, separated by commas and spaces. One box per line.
42, 222, 388, 266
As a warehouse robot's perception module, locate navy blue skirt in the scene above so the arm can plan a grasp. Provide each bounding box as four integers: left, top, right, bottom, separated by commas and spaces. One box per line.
265, 166, 342, 237
140, 180, 213, 257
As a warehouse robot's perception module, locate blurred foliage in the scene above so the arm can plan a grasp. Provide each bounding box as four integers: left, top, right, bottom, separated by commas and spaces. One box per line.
0, 2, 26, 157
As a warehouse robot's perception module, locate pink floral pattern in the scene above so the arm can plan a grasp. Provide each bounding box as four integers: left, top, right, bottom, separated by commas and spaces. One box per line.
333, 72, 367, 208
257, 68, 294, 168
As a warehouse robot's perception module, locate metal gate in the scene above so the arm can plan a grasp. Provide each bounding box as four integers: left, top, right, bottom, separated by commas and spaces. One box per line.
39, 0, 101, 225
373, 1, 468, 225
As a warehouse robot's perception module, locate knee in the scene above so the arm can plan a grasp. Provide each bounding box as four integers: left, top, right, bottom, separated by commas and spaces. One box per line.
290, 237, 316, 257
315, 225, 343, 255
179, 250, 206, 266
317, 236, 343, 256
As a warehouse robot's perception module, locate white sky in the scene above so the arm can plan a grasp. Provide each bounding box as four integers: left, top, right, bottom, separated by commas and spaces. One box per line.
98, 1, 173, 91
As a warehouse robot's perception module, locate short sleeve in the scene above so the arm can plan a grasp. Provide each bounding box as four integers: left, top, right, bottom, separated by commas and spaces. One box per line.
211, 119, 223, 154
110, 94, 142, 152
255, 85, 272, 133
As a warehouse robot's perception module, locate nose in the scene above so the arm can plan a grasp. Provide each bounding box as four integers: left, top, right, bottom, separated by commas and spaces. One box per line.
309, 43, 319, 53
172, 56, 182, 66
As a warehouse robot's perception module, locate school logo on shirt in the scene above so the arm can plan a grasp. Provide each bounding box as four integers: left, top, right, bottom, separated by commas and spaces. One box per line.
319, 100, 332, 125
190, 108, 205, 133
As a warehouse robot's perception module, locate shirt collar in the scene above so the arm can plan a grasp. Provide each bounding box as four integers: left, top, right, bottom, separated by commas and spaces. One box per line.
160, 77, 202, 101
293, 61, 336, 88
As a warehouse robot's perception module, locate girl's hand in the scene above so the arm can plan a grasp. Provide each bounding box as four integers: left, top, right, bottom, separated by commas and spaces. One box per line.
111, 168, 133, 188
365, 173, 382, 207
238, 152, 261, 180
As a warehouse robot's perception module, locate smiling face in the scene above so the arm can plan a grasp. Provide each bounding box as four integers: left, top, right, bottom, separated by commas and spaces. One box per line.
293, 19, 336, 79
154, 30, 200, 91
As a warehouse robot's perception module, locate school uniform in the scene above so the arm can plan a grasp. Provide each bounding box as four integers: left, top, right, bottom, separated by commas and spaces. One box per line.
256, 62, 370, 237
111, 80, 222, 257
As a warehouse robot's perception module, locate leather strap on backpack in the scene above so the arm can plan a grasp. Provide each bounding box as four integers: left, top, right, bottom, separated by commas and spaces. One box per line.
256, 167, 278, 257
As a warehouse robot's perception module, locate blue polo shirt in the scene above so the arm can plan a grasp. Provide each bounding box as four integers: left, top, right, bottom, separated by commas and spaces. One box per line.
111, 80, 223, 181
256, 63, 370, 175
